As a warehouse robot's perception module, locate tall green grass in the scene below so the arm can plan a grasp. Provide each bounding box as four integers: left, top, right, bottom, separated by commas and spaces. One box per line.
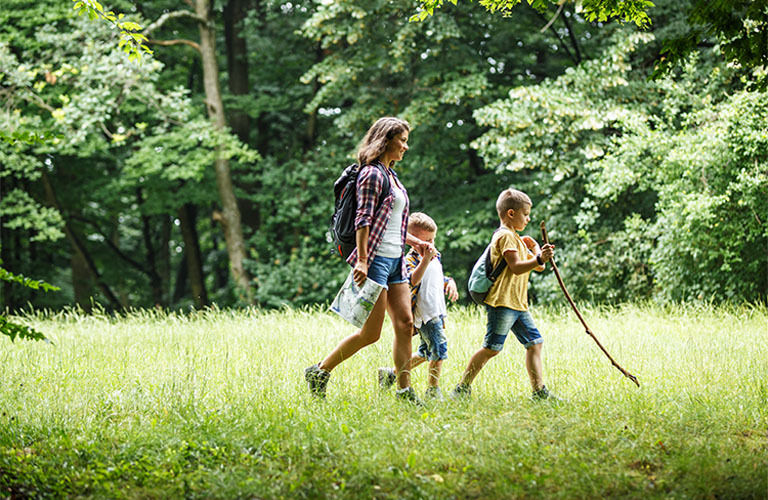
1, 303, 766, 498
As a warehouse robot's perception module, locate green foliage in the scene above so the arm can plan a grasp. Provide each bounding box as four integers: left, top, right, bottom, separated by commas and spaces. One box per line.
652, 0, 768, 89
413, 0, 653, 27
293, 0, 612, 305
1, 0, 763, 311
71, 0, 152, 62
0, 2, 255, 309
472, 28, 767, 304
0, 265, 57, 342
649, 91, 768, 301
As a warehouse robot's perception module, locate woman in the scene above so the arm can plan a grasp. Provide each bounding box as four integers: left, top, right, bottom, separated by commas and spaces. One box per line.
305, 117, 432, 404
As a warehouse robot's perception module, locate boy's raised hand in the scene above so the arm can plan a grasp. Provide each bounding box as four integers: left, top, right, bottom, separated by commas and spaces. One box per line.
522, 235, 554, 264
418, 242, 438, 261
445, 278, 459, 302
540, 243, 555, 262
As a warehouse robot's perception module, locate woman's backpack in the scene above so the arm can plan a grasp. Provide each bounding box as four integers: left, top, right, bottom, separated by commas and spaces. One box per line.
330, 163, 390, 259
467, 233, 507, 305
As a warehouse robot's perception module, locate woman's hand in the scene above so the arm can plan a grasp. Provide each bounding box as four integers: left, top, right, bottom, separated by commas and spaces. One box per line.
353, 259, 369, 287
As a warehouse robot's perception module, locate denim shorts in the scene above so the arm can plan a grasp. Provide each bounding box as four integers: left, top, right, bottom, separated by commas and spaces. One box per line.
483, 306, 543, 351
366, 255, 407, 288
416, 316, 448, 362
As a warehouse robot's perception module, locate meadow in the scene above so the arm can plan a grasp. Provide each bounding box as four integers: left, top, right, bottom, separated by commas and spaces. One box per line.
1, 303, 766, 499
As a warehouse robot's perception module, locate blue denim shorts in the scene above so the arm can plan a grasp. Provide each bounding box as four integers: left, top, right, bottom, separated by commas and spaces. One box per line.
366, 255, 407, 288
416, 316, 448, 361
483, 306, 543, 351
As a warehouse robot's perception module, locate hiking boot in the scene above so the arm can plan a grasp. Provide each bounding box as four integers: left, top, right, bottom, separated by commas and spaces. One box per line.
449, 384, 471, 400
531, 385, 562, 402
377, 367, 396, 390
304, 363, 330, 399
395, 387, 424, 406
424, 386, 444, 401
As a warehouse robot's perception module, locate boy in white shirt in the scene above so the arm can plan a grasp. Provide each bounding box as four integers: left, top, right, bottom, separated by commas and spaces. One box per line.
378, 212, 459, 400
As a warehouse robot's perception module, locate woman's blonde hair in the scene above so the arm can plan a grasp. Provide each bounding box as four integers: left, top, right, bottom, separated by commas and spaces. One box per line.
357, 117, 410, 167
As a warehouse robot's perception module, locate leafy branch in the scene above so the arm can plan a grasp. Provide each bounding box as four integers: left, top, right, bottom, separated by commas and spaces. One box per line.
0, 268, 60, 293
71, 0, 153, 62
0, 265, 58, 343
410, 0, 653, 28
0, 130, 63, 146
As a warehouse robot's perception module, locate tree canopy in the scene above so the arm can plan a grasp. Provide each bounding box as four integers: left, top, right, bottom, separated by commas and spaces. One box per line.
0, 0, 764, 315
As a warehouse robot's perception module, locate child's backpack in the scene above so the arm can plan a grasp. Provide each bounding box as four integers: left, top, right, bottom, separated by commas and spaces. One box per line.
330, 163, 390, 260
467, 233, 507, 305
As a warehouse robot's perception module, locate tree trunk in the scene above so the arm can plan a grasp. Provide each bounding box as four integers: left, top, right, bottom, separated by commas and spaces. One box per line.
137, 189, 165, 307
224, 0, 251, 144
173, 253, 189, 304
159, 215, 172, 305
224, 0, 261, 233
197, 0, 253, 301
210, 209, 229, 291
178, 203, 208, 308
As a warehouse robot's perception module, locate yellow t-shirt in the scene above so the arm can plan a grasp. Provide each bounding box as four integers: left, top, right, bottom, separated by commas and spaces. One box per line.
483, 227, 531, 311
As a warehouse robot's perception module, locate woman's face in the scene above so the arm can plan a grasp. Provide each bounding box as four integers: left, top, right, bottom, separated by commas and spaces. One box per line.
385, 130, 409, 163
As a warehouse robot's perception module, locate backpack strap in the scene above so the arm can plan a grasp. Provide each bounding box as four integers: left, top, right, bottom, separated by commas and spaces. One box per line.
373, 162, 391, 212
485, 229, 507, 282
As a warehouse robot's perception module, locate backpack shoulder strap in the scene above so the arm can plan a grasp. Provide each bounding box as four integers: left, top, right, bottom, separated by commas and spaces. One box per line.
372, 163, 391, 211
486, 229, 508, 281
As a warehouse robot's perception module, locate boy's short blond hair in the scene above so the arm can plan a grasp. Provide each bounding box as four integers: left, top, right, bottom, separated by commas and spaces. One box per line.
408, 212, 437, 233
496, 188, 532, 219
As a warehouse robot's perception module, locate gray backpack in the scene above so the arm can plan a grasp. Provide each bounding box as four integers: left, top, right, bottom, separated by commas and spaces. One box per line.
467, 232, 507, 305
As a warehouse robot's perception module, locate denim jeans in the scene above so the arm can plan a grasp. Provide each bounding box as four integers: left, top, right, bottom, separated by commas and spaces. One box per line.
483, 306, 543, 351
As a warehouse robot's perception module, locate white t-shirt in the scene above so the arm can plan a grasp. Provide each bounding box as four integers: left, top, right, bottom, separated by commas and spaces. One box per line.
413, 256, 447, 328
377, 184, 406, 258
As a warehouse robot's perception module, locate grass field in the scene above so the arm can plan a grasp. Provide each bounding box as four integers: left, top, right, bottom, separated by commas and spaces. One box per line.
1, 303, 766, 499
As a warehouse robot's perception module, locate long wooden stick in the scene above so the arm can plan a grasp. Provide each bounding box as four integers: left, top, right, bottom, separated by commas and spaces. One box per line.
541, 221, 640, 387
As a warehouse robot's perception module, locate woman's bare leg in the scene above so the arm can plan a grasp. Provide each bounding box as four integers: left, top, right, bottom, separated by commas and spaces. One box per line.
319, 289, 388, 372
386, 283, 415, 389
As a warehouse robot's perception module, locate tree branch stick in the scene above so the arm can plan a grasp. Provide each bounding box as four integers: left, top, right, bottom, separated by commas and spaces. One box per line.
541, 221, 640, 387
143, 10, 205, 36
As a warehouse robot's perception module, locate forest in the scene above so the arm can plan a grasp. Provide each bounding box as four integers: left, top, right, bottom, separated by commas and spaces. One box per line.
1, 0, 766, 314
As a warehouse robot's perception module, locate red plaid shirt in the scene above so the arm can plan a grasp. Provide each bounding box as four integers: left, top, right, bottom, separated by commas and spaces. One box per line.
346, 161, 409, 277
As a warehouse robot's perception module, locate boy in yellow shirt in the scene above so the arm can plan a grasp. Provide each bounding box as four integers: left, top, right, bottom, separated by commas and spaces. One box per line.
451, 188, 557, 400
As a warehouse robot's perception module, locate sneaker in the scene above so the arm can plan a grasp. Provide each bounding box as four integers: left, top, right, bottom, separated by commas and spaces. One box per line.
449, 384, 471, 400
424, 386, 444, 401
304, 363, 330, 399
395, 387, 424, 406
531, 385, 562, 402
377, 367, 396, 390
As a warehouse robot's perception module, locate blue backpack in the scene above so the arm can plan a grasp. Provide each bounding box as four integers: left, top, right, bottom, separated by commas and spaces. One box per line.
330, 164, 390, 259
467, 232, 507, 305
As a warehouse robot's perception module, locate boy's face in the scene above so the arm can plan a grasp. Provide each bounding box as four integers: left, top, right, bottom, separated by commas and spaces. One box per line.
410, 227, 436, 245
508, 204, 532, 231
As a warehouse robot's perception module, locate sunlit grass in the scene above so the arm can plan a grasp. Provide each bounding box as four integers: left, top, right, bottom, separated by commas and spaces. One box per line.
1, 303, 766, 498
